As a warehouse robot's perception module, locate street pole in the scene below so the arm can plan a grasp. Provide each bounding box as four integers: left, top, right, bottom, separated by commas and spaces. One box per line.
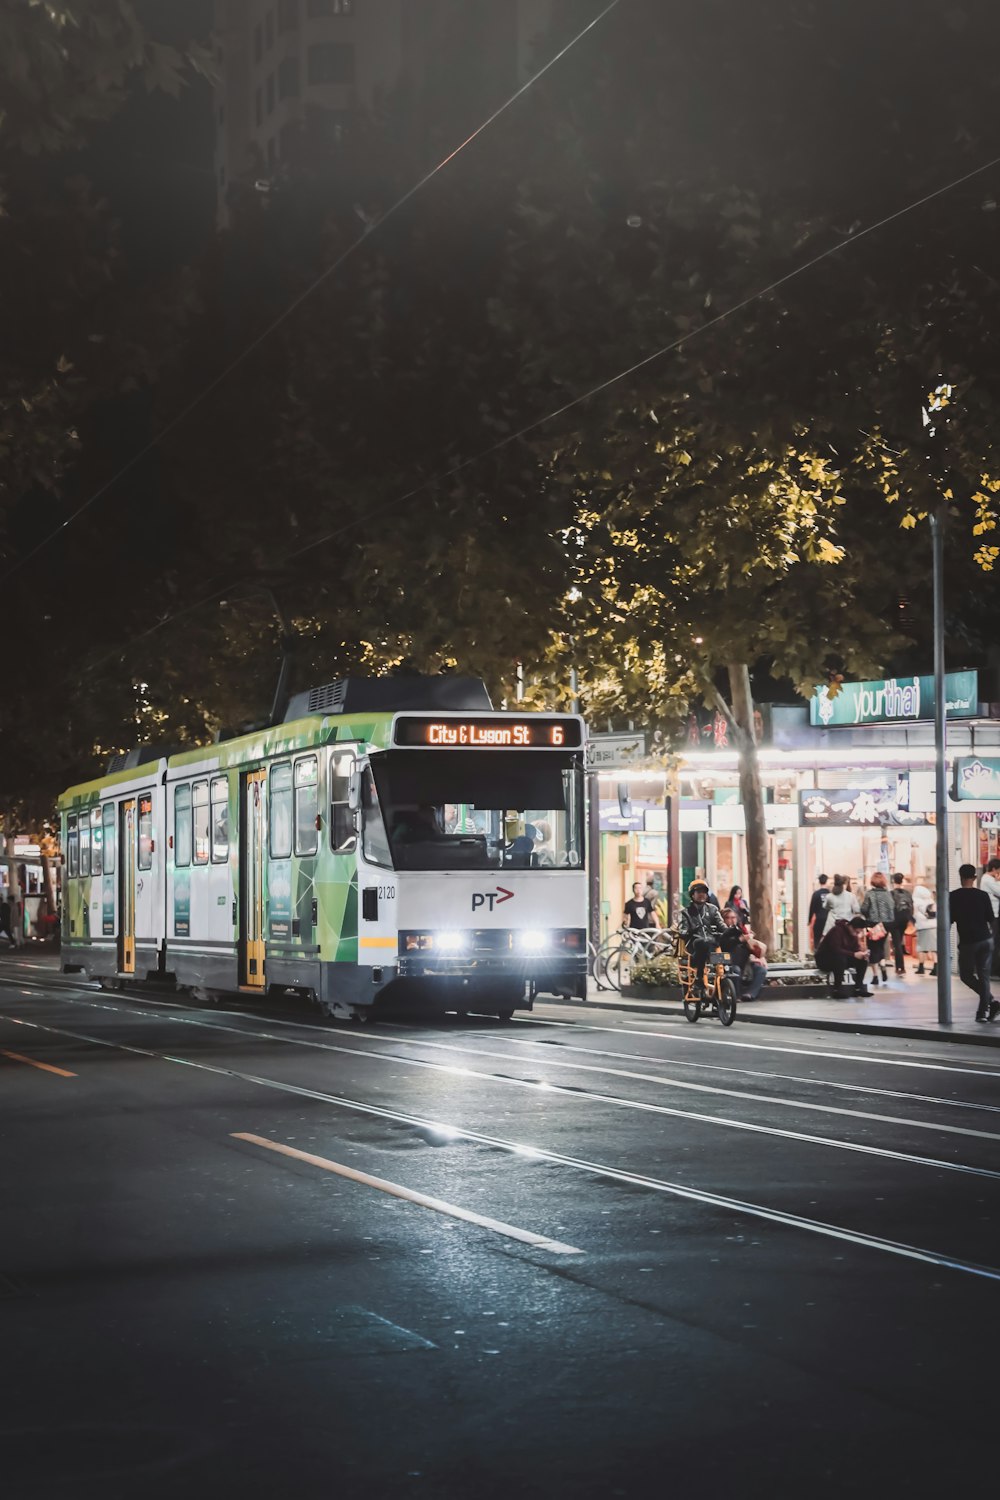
931, 501, 952, 1024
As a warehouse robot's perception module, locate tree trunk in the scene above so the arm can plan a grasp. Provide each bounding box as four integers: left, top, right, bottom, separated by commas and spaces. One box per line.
727, 663, 773, 952
3, 831, 22, 947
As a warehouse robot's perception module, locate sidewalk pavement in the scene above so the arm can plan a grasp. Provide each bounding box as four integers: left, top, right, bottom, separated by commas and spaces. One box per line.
558, 968, 1000, 1047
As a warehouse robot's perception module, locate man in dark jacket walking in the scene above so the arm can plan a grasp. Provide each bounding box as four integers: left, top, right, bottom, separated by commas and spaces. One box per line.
950, 864, 999, 1023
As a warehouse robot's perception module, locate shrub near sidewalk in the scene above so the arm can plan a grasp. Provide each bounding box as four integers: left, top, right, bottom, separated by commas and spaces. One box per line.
631, 955, 682, 988
631, 951, 824, 992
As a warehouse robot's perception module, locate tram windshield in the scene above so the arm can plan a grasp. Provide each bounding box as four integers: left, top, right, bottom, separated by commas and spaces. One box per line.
365, 750, 584, 872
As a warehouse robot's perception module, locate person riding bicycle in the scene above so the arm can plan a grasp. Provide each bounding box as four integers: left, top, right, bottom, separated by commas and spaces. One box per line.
678, 879, 728, 997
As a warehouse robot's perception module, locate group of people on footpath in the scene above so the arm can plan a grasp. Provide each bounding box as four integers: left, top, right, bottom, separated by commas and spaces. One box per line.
675, 881, 768, 1002
809, 864, 1000, 1022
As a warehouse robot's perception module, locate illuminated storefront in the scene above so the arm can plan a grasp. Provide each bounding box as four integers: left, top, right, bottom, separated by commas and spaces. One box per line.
592, 672, 1000, 955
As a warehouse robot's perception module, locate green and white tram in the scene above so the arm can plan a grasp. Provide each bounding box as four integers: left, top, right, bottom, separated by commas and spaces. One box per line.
59, 678, 588, 1020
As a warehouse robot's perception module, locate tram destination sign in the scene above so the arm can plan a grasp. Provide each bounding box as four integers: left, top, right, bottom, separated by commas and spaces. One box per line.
393, 716, 583, 750
810, 671, 978, 727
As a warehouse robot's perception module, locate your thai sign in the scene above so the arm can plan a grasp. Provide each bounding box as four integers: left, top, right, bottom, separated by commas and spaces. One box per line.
810, 672, 978, 727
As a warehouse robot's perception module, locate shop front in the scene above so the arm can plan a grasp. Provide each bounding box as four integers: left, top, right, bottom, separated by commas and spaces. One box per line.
589, 670, 1000, 958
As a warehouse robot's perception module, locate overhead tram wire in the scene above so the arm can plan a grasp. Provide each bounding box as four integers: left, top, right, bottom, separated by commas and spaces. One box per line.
0, 0, 622, 587
88, 144, 1000, 676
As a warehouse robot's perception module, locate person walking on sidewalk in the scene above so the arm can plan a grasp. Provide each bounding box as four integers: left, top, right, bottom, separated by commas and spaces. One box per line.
980, 856, 1000, 976
889, 873, 914, 975
861, 872, 895, 986
949, 864, 999, 1023
808, 874, 831, 951
816, 916, 872, 999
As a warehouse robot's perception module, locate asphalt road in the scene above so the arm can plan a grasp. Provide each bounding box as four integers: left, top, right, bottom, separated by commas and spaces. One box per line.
2, 954, 998, 1499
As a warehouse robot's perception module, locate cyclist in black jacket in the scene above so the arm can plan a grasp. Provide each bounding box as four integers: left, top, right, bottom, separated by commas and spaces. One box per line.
679, 880, 728, 996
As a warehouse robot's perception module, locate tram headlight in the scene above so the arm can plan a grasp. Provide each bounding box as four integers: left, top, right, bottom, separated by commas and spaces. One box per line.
517, 930, 550, 952
436, 931, 468, 953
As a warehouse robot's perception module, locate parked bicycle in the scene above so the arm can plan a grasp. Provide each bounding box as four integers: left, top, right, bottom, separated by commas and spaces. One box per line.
595, 926, 675, 992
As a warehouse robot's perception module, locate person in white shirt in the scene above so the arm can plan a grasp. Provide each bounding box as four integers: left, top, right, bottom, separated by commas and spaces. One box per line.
912, 879, 937, 976
981, 857, 1000, 975
826, 874, 860, 922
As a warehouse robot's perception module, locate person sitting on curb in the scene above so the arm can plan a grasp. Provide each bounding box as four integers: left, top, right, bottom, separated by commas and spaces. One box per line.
816, 915, 872, 998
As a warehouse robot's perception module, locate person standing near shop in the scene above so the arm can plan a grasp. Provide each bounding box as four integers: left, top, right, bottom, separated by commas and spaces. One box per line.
808, 874, 831, 951
889, 873, 914, 976
826, 874, 859, 922
912, 877, 937, 975
861, 871, 895, 986
623, 881, 658, 931
725, 885, 751, 929
949, 863, 999, 1023
980, 857, 1000, 976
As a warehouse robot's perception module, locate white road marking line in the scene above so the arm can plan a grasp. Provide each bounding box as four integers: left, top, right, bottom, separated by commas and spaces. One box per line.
4, 1008, 995, 1284
514, 1012, 1000, 1077
7, 970, 1000, 1080
232, 1132, 583, 1255
4, 997, 1000, 1179
62, 1001, 1000, 1146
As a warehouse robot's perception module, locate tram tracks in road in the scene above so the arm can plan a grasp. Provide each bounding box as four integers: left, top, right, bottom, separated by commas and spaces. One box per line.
4, 977, 1000, 1190
3, 997, 1000, 1287
6, 970, 1000, 1135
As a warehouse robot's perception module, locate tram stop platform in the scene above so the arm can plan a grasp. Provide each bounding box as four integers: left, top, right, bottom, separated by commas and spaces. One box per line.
564, 968, 1000, 1048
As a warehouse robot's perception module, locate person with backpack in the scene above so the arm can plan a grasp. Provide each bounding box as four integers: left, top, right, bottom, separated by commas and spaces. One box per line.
889, 872, 914, 976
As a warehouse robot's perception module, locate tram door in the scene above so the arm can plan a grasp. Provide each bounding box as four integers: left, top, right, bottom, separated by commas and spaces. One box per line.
240, 769, 266, 988
119, 799, 136, 975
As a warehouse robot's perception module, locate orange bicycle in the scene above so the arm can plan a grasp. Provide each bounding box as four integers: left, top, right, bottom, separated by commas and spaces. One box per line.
676, 937, 739, 1027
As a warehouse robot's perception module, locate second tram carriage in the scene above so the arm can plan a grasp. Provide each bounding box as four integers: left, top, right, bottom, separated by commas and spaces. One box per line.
59, 677, 588, 1020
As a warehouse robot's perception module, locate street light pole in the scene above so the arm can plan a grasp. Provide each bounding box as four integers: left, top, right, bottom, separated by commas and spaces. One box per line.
931, 500, 952, 1024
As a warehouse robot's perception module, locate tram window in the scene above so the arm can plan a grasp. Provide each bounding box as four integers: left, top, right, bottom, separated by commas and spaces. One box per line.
91, 807, 103, 876
270, 762, 293, 859
294, 756, 319, 856
175, 784, 192, 867
138, 793, 153, 870
331, 752, 357, 854
360, 766, 389, 865
102, 803, 116, 875
79, 812, 91, 877
192, 781, 210, 865
67, 815, 79, 877
211, 777, 229, 863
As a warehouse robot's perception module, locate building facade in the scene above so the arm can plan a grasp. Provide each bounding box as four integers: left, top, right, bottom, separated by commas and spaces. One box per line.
593, 674, 1000, 958
212, 0, 554, 223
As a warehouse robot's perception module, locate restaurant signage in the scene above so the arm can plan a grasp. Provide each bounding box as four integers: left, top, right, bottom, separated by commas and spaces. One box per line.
810, 671, 978, 727
953, 756, 1000, 802
799, 788, 930, 827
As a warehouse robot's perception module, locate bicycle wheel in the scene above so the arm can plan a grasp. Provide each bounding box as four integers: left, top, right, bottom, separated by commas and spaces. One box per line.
682, 997, 701, 1023
602, 943, 633, 991
716, 975, 738, 1027
593, 936, 622, 989
587, 941, 607, 992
